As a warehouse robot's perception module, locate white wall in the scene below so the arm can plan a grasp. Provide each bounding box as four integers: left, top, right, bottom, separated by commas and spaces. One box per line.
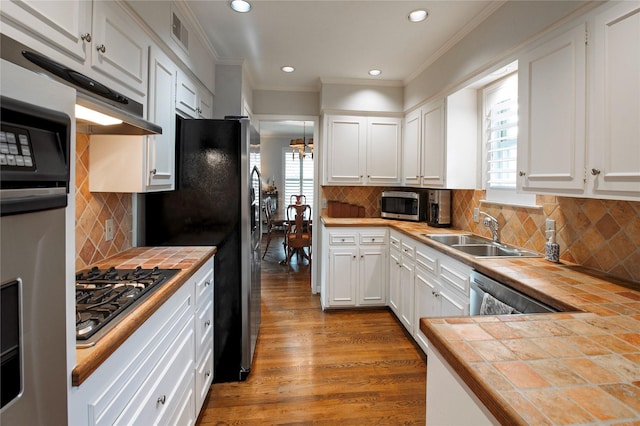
253, 90, 320, 116
320, 82, 403, 114
404, 0, 593, 111
212, 63, 243, 118
260, 135, 290, 209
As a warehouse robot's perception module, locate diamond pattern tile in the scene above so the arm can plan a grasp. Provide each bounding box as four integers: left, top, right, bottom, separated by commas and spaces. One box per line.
75, 133, 132, 270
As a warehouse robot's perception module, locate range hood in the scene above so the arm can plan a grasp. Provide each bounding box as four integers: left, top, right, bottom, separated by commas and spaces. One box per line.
0, 34, 161, 136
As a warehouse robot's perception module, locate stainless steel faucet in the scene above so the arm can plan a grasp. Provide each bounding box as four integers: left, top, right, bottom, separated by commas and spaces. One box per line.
479, 211, 500, 243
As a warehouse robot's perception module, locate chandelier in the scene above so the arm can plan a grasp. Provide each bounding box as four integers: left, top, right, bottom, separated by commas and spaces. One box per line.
290, 122, 313, 159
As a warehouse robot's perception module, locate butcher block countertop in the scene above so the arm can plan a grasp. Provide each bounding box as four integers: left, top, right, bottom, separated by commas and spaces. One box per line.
323, 216, 640, 425
72, 246, 216, 386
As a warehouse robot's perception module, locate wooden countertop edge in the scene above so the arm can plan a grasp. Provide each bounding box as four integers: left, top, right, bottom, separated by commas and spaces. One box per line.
71, 247, 217, 386
420, 318, 527, 426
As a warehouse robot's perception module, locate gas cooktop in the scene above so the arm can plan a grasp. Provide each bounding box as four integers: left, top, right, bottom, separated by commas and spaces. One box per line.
75, 266, 180, 347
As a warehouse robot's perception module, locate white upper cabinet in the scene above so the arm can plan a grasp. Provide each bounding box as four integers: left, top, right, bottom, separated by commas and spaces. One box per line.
177, 69, 213, 119
402, 109, 422, 185
325, 115, 367, 185
146, 45, 177, 191
91, 1, 150, 97
589, 2, 640, 199
324, 115, 401, 186
0, 0, 92, 62
402, 94, 477, 189
366, 117, 402, 185
420, 99, 446, 187
517, 24, 587, 195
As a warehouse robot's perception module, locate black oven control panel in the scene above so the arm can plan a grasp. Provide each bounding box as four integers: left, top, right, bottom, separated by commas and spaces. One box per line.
0, 126, 36, 170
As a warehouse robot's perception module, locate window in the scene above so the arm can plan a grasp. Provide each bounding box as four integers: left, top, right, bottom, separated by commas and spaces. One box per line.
283, 148, 314, 212
482, 72, 536, 206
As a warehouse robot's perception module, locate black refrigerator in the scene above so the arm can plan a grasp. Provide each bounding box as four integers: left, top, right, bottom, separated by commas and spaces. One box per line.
144, 117, 261, 382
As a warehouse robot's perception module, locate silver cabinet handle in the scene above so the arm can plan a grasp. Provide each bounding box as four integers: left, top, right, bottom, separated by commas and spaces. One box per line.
591, 168, 601, 176
157, 395, 166, 406
96, 44, 106, 53
519, 171, 526, 176
81, 33, 92, 42
205, 320, 211, 327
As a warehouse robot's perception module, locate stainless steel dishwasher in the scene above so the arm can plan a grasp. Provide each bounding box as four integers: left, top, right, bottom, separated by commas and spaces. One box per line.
470, 270, 558, 315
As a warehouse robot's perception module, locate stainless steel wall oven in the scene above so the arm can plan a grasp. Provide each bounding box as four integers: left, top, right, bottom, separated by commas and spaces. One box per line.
0, 60, 72, 424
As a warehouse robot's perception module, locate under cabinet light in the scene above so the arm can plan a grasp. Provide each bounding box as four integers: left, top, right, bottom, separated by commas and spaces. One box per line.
75, 104, 123, 126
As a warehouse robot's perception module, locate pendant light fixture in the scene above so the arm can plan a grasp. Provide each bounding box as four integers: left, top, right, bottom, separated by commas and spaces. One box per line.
290, 122, 313, 160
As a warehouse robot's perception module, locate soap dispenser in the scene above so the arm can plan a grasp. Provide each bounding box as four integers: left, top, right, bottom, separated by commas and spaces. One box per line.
544, 231, 560, 263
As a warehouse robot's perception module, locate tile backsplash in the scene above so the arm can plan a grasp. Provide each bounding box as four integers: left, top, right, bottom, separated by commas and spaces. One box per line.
75, 133, 133, 270
324, 186, 640, 283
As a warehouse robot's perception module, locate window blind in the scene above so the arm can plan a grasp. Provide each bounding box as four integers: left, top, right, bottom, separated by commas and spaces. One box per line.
283, 148, 314, 212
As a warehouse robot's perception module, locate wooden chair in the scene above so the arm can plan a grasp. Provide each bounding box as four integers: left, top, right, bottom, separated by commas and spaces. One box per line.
289, 194, 307, 205
283, 203, 312, 264
262, 198, 285, 259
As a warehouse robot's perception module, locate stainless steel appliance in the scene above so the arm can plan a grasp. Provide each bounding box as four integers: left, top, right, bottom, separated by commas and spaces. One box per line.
426, 189, 452, 227
144, 117, 261, 382
0, 63, 72, 425
75, 266, 180, 347
470, 271, 558, 315
381, 190, 426, 222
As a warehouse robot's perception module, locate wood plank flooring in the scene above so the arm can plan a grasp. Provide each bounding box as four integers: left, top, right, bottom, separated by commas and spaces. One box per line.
196, 236, 427, 425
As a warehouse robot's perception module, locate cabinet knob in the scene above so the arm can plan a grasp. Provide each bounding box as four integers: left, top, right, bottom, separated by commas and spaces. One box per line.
205, 280, 211, 287
150, 168, 157, 175
157, 395, 166, 406
519, 171, 526, 176
205, 319, 211, 327
205, 370, 211, 378
81, 33, 92, 42
360, 255, 364, 259
96, 44, 106, 54
591, 168, 601, 176
352, 255, 356, 259
341, 238, 345, 242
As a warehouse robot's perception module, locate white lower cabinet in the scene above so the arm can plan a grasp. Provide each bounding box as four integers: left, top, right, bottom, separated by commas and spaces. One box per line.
70, 256, 215, 426
322, 226, 388, 308
193, 257, 214, 414
388, 230, 416, 334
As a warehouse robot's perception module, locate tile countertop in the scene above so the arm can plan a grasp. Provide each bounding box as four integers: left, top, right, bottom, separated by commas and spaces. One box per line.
322, 216, 640, 425
72, 246, 217, 386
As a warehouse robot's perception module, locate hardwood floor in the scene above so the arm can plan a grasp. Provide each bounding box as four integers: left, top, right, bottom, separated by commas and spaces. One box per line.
196, 235, 427, 425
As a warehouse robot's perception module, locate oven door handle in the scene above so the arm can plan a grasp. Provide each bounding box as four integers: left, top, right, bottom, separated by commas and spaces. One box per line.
0, 187, 67, 216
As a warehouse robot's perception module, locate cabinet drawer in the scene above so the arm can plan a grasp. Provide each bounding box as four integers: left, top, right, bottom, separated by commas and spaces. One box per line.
116, 324, 195, 423
390, 234, 401, 250
329, 232, 357, 245
194, 257, 214, 307
401, 242, 415, 259
416, 246, 438, 276
195, 345, 214, 413
440, 261, 470, 295
195, 297, 213, 353
359, 233, 387, 245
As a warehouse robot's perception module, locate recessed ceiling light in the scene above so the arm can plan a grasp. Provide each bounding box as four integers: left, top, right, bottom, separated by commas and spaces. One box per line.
368, 69, 382, 77
229, 0, 251, 13
408, 9, 428, 23
281, 66, 295, 73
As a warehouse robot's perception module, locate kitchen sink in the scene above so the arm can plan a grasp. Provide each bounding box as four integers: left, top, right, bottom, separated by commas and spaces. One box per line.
422, 234, 492, 246
423, 234, 542, 258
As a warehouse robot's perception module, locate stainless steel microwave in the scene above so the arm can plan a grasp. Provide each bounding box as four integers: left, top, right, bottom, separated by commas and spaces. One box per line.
380, 191, 426, 222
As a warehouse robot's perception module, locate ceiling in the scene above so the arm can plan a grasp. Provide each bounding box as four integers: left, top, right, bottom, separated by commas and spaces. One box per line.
185, 1, 503, 92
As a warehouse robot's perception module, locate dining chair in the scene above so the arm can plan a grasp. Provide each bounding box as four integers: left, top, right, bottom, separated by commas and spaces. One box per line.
289, 194, 307, 205
262, 198, 285, 259
283, 203, 312, 264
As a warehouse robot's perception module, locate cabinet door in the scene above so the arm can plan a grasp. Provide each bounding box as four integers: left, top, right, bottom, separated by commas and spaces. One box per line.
0, 0, 91, 62
328, 247, 358, 306
518, 24, 587, 194
590, 3, 640, 198
358, 246, 387, 306
91, 1, 149, 96
439, 288, 468, 317
388, 248, 401, 315
421, 100, 445, 187
366, 117, 401, 185
399, 258, 415, 334
403, 109, 422, 185
198, 88, 213, 119
414, 266, 438, 353
325, 116, 366, 184
177, 70, 199, 118
147, 46, 177, 191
